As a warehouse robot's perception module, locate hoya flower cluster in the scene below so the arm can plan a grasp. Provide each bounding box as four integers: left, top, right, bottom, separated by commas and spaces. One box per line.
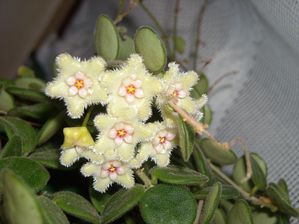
46, 53, 207, 192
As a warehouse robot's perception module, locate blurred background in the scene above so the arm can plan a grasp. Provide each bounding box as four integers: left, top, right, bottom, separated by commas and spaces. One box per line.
0, 0, 298, 215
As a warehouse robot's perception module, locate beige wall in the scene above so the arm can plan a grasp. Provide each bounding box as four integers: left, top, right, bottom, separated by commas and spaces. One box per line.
0, 0, 75, 78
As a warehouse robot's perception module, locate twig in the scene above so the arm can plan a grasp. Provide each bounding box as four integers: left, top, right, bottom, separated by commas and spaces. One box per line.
229, 137, 252, 183
168, 101, 213, 138
135, 169, 152, 188
208, 70, 239, 93
193, 0, 209, 70
193, 200, 204, 224
171, 0, 181, 61
114, 0, 140, 24
209, 162, 277, 211
139, 1, 170, 51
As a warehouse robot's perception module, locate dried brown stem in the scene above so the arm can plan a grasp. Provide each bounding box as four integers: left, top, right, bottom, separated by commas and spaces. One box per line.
193, 200, 204, 224
114, 0, 140, 24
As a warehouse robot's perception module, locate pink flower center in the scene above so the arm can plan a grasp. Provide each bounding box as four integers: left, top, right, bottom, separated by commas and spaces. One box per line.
126, 84, 136, 95
117, 129, 127, 138
107, 164, 116, 173
74, 79, 84, 89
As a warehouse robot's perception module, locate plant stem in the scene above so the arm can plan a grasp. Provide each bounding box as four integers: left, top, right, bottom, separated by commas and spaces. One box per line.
193, 200, 204, 224
193, 0, 208, 70
82, 106, 94, 127
114, 0, 139, 24
135, 169, 152, 188
209, 162, 277, 211
208, 70, 238, 93
171, 0, 180, 61
139, 1, 170, 51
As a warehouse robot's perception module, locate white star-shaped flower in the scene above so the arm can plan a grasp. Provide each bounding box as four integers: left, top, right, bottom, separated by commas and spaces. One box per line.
102, 54, 161, 121
45, 54, 109, 118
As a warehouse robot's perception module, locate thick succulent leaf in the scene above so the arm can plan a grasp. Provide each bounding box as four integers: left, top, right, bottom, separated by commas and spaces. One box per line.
8, 102, 55, 121
266, 183, 299, 217
0, 157, 49, 192
17, 65, 36, 77
176, 115, 196, 162
89, 188, 111, 213
200, 104, 213, 125
191, 72, 209, 99
38, 195, 70, 224
15, 77, 46, 91
6, 86, 48, 103
251, 153, 267, 190
199, 182, 222, 224
151, 166, 208, 186
252, 212, 277, 224
212, 209, 226, 224
0, 116, 37, 155
102, 185, 145, 224
139, 184, 197, 224
194, 185, 239, 200
53, 191, 100, 224
0, 135, 22, 158
37, 112, 65, 146
95, 14, 119, 60
29, 146, 62, 169
277, 179, 290, 203
227, 200, 253, 224
134, 26, 167, 73
3, 170, 44, 224
0, 89, 14, 112
199, 138, 237, 165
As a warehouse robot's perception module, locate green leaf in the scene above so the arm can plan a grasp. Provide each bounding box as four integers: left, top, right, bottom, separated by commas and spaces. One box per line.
232, 156, 252, 192
102, 185, 145, 224
0, 116, 37, 155
29, 147, 62, 169
53, 191, 100, 224
251, 153, 267, 190
194, 185, 239, 200
0, 89, 14, 112
117, 36, 135, 60
199, 138, 237, 165
199, 182, 222, 224
277, 179, 290, 203
139, 184, 197, 224
192, 141, 213, 181
95, 14, 119, 60
151, 166, 209, 186
17, 65, 36, 77
37, 112, 65, 145
0, 135, 22, 158
8, 102, 55, 121
3, 170, 44, 224
0, 157, 49, 192
135, 26, 167, 73
15, 77, 46, 91
200, 104, 213, 125
227, 200, 253, 224
176, 115, 196, 161
213, 209, 226, 224
252, 212, 277, 224
175, 36, 186, 54
38, 195, 70, 224
6, 86, 48, 103
191, 72, 209, 99
266, 183, 298, 217
89, 188, 111, 213
276, 215, 290, 224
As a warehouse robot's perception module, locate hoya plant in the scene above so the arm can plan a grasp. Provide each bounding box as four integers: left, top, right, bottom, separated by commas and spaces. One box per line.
0, 1, 298, 224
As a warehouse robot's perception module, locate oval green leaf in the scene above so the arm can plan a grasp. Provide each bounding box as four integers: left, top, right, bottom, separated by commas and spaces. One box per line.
6, 86, 48, 103
102, 185, 145, 224
176, 115, 196, 162
0, 157, 49, 192
135, 26, 167, 73
117, 36, 135, 60
95, 14, 119, 60
0, 89, 14, 112
191, 72, 209, 99
194, 185, 239, 200
53, 191, 100, 224
227, 200, 253, 224
15, 77, 46, 91
0, 116, 37, 155
151, 166, 209, 186
199, 138, 237, 165
89, 188, 111, 213
213, 209, 226, 224
38, 195, 70, 224
199, 182, 222, 224
251, 153, 267, 190
3, 170, 44, 224
232, 156, 252, 192
29, 146, 62, 169
139, 184, 197, 224
0, 135, 22, 158
201, 104, 213, 125
252, 212, 277, 224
